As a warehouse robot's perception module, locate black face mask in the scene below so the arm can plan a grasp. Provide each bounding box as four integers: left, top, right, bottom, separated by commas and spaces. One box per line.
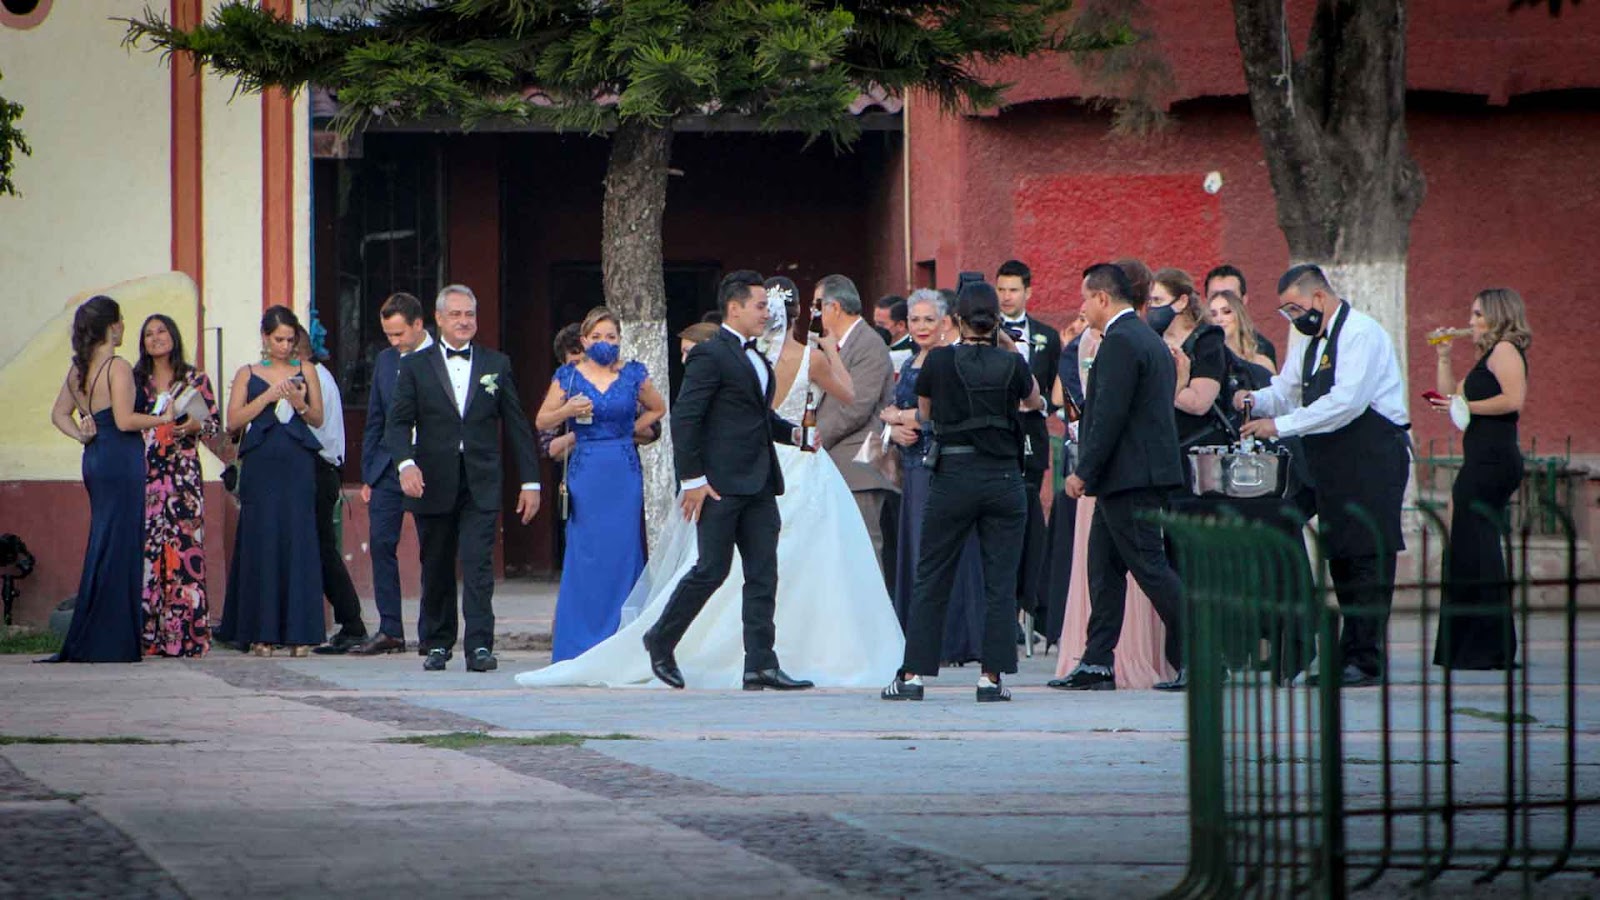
1284, 305, 1324, 337
1146, 302, 1179, 336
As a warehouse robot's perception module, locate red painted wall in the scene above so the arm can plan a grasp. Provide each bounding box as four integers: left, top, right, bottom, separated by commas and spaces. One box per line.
908, 93, 1600, 456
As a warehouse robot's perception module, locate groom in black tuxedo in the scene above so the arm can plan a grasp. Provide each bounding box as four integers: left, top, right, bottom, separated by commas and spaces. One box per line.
643, 270, 812, 691
1053, 262, 1187, 693
386, 284, 541, 673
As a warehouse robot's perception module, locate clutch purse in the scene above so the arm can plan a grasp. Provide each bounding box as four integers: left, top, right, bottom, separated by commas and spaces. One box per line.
558, 453, 571, 521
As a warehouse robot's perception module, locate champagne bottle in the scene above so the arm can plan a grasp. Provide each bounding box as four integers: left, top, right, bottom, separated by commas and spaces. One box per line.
800, 388, 819, 452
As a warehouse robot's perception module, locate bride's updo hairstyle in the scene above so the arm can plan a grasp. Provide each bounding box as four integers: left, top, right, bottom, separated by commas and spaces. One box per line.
955, 281, 1001, 344
71, 295, 121, 392
764, 276, 804, 341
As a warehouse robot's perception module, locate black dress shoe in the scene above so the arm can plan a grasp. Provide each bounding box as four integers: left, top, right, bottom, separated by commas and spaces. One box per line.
313, 630, 369, 655
1153, 669, 1188, 692
1048, 665, 1116, 691
642, 631, 684, 689
742, 668, 813, 691
466, 648, 498, 672
349, 633, 406, 656
423, 648, 452, 672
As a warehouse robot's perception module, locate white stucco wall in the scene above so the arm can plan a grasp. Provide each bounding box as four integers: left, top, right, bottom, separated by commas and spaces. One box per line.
0, 0, 312, 479
0, 3, 171, 368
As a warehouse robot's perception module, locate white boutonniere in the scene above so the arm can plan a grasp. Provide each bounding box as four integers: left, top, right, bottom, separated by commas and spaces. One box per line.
480, 373, 500, 396
1031, 333, 1047, 352
756, 337, 771, 356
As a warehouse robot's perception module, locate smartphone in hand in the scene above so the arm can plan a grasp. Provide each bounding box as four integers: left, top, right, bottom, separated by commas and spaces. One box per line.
1422, 389, 1447, 408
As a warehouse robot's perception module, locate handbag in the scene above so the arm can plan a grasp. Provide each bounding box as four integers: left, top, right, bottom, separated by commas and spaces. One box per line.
558, 449, 572, 521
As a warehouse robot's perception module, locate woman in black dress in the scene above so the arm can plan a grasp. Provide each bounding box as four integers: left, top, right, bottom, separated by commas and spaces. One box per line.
45, 296, 174, 662
217, 305, 326, 657
1429, 288, 1531, 670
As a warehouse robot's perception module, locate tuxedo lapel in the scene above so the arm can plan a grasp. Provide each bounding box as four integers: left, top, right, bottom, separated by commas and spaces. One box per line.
722, 330, 765, 403
425, 346, 460, 419
463, 347, 488, 416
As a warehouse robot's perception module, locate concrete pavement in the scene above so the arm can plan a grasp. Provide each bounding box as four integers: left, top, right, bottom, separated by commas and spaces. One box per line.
2, 604, 1597, 898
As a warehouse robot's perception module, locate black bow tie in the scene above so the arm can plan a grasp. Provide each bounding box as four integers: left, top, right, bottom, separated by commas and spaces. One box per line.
445, 346, 471, 361
743, 339, 760, 353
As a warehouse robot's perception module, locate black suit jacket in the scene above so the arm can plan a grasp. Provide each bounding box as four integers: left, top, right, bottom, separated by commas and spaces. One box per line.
672, 328, 797, 497
385, 342, 539, 516
1059, 332, 1085, 409
1074, 311, 1183, 497
1015, 315, 1063, 475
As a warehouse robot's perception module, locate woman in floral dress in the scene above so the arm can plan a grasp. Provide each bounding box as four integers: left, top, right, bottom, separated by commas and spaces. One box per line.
134, 314, 220, 657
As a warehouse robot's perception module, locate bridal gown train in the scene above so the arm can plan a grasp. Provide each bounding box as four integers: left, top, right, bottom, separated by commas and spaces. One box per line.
516, 344, 906, 689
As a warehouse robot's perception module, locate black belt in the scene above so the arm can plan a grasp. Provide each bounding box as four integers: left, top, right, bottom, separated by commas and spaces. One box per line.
941, 446, 978, 456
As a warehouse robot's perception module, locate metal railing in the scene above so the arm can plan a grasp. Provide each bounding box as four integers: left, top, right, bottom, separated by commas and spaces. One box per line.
1161, 498, 1599, 898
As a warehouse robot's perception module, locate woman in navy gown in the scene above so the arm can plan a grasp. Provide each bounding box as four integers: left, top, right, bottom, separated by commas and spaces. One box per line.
217, 305, 326, 657
1429, 288, 1531, 670
45, 296, 173, 663
879, 289, 986, 665
535, 307, 666, 662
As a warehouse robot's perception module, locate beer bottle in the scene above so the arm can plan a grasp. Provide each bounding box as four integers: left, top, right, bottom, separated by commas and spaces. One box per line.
1059, 392, 1081, 424
800, 389, 819, 452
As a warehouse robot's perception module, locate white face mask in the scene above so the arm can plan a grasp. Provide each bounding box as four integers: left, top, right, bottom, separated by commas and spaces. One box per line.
1448, 394, 1471, 433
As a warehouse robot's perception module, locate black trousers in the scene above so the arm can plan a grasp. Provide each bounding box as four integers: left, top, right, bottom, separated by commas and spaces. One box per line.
315, 460, 365, 636
415, 458, 497, 653
902, 465, 1028, 676
1330, 553, 1397, 677
651, 491, 781, 673
1084, 487, 1184, 671
1018, 468, 1049, 619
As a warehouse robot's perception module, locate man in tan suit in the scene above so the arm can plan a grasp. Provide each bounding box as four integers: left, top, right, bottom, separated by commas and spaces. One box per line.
812, 274, 898, 570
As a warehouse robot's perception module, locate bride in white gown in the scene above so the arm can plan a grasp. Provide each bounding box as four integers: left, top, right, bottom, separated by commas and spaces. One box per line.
516, 278, 906, 689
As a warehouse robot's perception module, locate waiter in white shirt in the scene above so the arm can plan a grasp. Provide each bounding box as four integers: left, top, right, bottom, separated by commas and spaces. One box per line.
1237, 264, 1411, 688
294, 326, 370, 654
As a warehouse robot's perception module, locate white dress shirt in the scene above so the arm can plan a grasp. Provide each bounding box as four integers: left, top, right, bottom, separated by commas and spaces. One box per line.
307, 361, 345, 466
441, 340, 473, 416
1249, 302, 1411, 437
407, 332, 434, 358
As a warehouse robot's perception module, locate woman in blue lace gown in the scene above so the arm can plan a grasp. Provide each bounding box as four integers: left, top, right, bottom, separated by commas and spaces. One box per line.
46, 296, 174, 663
879, 290, 986, 665
217, 306, 326, 657
536, 308, 666, 662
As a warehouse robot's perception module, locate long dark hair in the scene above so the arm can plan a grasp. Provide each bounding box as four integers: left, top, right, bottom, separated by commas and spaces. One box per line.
955, 281, 1001, 342
71, 295, 120, 393
133, 314, 191, 390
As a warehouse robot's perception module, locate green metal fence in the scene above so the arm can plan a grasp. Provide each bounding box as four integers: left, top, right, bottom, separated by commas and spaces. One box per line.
1160, 497, 1599, 898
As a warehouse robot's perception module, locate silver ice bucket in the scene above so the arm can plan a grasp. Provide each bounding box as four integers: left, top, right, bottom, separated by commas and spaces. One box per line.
1187, 443, 1291, 499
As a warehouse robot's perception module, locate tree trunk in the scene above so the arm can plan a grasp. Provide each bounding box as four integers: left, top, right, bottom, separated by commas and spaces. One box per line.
1232, 0, 1425, 371
602, 119, 676, 555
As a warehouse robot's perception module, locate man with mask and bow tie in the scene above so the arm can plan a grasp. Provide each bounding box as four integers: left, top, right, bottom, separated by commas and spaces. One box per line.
994, 260, 1062, 646
1237, 264, 1411, 689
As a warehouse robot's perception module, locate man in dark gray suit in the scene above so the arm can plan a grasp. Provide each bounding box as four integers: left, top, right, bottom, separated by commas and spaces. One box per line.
812, 274, 898, 570
1052, 263, 1187, 692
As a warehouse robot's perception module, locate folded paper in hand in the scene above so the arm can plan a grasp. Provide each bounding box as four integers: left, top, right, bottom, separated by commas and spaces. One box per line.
160, 386, 211, 423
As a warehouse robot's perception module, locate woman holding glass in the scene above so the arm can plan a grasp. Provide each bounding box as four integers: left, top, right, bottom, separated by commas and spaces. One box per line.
1428, 288, 1531, 671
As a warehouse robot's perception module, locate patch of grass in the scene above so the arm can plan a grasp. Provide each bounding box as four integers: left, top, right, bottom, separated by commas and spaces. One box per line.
383, 731, 645, 749
0, 630, 63, 655
1454, 706, 1539, 725
0, 735, 184, 746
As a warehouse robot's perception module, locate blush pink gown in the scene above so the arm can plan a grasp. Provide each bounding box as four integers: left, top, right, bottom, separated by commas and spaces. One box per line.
1053, 328, 1178, 689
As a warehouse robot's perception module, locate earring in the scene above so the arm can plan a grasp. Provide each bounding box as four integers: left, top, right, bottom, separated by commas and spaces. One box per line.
260, 346, 271, 366
289, 356, 300, 366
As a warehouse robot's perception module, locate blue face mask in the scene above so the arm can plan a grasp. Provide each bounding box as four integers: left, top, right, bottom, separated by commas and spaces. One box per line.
585, 340, 620, 367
